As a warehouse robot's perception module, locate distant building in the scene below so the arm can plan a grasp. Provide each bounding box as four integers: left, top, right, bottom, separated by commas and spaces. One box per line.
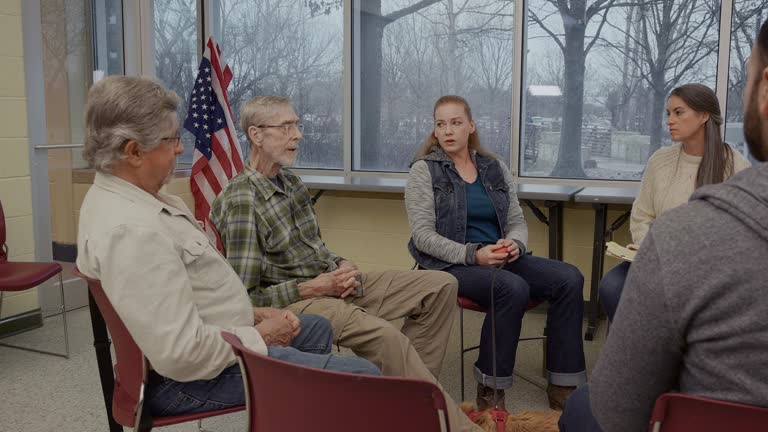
526, 85, 562, 119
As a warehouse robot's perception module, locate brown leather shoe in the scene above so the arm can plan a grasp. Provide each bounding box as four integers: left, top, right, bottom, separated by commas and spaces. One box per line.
547, 384, 576, 411
476, 383, 506, 411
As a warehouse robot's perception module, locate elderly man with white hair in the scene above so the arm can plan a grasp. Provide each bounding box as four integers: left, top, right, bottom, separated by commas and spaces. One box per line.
76, 76, 379, 418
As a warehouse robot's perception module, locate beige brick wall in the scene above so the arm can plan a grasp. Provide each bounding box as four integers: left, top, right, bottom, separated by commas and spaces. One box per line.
0, 0, 40, 318
106, 177, 631, 300
311, 192, 631, 299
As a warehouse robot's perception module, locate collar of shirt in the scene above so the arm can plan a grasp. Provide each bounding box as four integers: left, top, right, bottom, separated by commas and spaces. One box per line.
242, 165, 291, 201
94, 171, 194, 220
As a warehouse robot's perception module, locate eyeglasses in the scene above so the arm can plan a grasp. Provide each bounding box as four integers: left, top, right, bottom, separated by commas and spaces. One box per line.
160, 136, 181, 146
256, 123, 304, 134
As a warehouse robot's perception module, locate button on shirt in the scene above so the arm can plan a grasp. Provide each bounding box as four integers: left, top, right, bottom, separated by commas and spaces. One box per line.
76, 172, 267, 382
210, 166, 342, 308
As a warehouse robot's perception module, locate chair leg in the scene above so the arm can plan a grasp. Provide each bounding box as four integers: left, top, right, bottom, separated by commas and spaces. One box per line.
58, 272, 70, 358
0, 272, 69, 358
459, 307, 465, 401
198, 418, 218, 432
541, 327, 547, 379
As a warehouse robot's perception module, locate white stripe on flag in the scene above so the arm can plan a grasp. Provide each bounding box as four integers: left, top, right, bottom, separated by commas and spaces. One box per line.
213, 129, 238, 175
208, 152, 229, 190
194, 172, 218, 205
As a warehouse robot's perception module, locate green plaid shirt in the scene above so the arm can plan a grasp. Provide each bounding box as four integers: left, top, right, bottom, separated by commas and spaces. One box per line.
210, 166, 341, 308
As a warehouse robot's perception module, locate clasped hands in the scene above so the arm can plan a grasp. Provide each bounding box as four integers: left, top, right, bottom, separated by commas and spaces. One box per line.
475, 239, 520, 266
298, 259, 362, 300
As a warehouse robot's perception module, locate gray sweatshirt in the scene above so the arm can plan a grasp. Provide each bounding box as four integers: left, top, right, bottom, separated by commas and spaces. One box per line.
590, 162, 768, 432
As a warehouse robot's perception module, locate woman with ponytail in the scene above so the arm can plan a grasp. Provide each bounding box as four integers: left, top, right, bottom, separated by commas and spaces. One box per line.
599, 83, 751, 322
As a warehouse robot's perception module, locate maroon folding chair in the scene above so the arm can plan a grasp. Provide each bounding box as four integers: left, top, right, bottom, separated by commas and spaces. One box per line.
222, 331, 451, 432
649, 393, 768, 432
0, 200, 69, 358
73, 268, 244, 432
457, 296, 546, 400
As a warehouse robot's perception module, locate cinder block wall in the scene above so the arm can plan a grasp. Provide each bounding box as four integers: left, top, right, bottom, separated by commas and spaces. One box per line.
107, 179, 632, 299
0, 0, 39, 318
310, 191, 632, 299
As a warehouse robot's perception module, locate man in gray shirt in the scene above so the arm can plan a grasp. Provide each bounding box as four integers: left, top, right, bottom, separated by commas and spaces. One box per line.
559, 17, 768, 432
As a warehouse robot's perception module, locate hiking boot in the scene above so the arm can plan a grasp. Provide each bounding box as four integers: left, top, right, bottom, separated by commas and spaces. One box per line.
476, 383, 506, 411
547, 384, 576, 411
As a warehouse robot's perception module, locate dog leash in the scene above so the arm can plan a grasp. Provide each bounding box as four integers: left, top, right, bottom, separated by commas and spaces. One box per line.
469, 250, 514, 432
489, 250, 513, 409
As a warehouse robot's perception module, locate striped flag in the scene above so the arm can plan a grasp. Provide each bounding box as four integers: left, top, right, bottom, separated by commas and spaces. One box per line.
184, 37, 244, 245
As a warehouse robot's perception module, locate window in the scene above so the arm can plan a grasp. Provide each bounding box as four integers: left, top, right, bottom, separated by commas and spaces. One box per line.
93, 0, 124, 77
353, 0, 515, 172
153, 0, 199, 165
211, 0, 344, 169
725, 0, 767, 164
522, 0, 720, 179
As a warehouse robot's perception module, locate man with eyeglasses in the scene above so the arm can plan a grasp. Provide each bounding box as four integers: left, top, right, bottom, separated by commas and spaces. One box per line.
210, 96, 482, 431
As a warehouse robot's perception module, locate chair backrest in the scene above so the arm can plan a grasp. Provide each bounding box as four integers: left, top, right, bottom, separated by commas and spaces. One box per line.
649, 393, 768, 432
73, 268, 146, 428
222, 331, 450, 432
0, 200, 7, 261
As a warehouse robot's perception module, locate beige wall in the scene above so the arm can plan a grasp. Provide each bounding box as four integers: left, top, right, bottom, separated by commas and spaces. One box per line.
311, 192, 632, 299
0, 0, 40, 318
72, 176, 630, 299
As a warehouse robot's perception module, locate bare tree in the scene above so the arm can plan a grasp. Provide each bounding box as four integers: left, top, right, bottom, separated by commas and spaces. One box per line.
529, 0, 620, 178
727, 0, 768, 122
604, 0, 719, 157
355, 1, 444, 167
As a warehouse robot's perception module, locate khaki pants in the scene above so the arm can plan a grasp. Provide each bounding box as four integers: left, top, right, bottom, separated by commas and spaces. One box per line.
286, 269, 482, 432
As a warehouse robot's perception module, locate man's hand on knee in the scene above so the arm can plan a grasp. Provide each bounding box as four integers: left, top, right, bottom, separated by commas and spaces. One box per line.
255, 312, 301, 346
253, 307, 289, 324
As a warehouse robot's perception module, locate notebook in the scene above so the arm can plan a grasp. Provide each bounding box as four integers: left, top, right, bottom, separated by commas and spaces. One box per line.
605, 241, 638, 262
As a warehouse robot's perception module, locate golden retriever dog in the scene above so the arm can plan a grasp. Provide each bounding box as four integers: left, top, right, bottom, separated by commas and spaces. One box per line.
460, 402, 561, 432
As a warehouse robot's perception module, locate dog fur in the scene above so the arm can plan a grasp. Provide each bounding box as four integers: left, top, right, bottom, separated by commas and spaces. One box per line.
460, 402, 561, 432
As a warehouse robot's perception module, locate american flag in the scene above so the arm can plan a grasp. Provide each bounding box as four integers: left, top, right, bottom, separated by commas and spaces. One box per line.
184, 37, 244, 244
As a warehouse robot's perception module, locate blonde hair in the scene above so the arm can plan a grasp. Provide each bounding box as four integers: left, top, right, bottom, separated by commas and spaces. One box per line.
84, 76, 179, 173
239, 96, 293, 145
415, 95, 490, 159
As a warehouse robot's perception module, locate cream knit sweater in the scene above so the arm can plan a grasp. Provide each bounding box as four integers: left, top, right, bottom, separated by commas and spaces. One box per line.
630, 144, 751, 245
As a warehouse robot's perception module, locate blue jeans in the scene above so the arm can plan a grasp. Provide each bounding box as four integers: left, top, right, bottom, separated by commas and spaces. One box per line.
446, 254, 587, 389
598, 261, 631, 322
145, 314, 380, 416
559, 385, 604, 431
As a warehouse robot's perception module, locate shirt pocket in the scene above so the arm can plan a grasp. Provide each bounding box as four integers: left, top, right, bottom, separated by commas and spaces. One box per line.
432, 181, 454, 209
181, 234, 230, 290
264, 224, 292, 253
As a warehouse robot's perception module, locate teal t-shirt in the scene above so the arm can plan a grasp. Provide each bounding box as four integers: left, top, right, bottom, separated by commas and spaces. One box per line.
465, 177, 501, 244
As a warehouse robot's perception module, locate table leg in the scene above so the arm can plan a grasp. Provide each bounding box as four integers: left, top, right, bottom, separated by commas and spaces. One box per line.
89, 290, 123, 431
545, 201, 563, 261
585, 203, 608, 341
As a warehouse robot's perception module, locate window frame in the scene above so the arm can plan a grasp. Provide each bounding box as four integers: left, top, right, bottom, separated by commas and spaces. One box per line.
130, 0, 746, 187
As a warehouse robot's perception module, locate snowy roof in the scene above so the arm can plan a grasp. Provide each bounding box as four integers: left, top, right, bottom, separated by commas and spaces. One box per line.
528, 85, 562, 97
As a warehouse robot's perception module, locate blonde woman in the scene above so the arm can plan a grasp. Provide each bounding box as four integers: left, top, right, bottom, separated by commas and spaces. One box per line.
405, 95, 586, 411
